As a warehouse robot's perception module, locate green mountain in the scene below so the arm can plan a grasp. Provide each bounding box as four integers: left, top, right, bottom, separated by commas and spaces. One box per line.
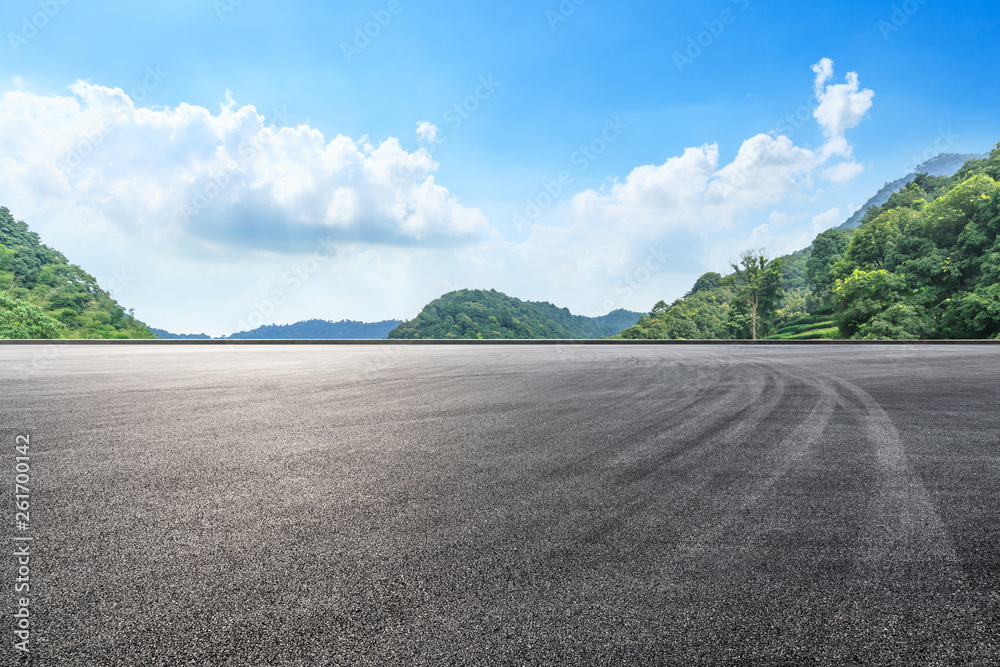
388, 289, 642, 339
150, 328, 213, 340
836, 153, 984, 231
225, 319, 403, 340
620, 144, 1000, 340
0, 207, 155, 339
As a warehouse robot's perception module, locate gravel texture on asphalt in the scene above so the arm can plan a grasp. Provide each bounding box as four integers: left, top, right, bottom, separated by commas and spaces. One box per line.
0, 344, 998, 665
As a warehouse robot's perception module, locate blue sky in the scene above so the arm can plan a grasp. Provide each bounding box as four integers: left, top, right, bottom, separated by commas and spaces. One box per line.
1, 0, 998, 335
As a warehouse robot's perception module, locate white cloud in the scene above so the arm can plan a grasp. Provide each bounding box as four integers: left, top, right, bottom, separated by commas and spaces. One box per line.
822, 160, 865, 183
416, 121, 440, 144
811, 58, 835, 93
0, 81, 490, 252
812, 207, 843, 234
706, 134, 819, 206
812, 58, 875, 139
570, 145, 718, 227
561, 58, 870, 247
742, 223, 776, 251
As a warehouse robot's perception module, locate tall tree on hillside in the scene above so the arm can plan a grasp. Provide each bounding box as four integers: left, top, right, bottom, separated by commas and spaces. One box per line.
726, 249, 784, 340
806, 228, 852, 305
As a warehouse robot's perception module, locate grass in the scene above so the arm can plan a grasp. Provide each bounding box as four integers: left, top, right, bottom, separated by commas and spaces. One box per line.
765, 311, 840, 340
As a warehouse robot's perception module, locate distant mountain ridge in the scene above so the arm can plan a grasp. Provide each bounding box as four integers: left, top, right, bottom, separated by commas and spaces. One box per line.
837, 153, 985, 231
150, 328, 212, 340
226, 319, 403, 340
388, 289, 642, 339
154, 319, 404, 340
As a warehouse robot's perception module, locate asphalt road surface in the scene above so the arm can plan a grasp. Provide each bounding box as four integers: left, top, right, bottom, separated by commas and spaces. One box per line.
1, 344, 999, 665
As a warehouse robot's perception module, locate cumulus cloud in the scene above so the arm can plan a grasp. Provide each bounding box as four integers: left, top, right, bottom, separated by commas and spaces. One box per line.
570, 145, 719, 227
812, 57, 875, 139
416, 121, 440, 144
563, 59, 871, 242
0, 81, 490, 252
512, 58, 874, 306
706, 134, 819, 205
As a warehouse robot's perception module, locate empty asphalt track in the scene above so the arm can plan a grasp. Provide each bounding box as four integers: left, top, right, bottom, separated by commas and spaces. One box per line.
1, 344, 999, 665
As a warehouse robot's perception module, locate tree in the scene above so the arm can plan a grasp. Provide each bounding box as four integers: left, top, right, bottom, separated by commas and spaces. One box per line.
806, 229, 852, 304
941, 285, 1000, 339
832, 269, 911, 338
684, 272, 723, 297
839, 207, 912, 274
725, 249, 784, 340
651, 300, 668, 315
619, 291, 733, 340
0, 292, 64, 339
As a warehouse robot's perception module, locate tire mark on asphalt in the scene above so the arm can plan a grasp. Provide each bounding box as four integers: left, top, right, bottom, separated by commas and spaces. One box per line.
612, 359, 781, 487
541, 357, 796, 561
666, 362, 839, 561
740, 353, 962, 567
540, 356, 738, 482
831, 376, 964, 562
749, 355, 984, 663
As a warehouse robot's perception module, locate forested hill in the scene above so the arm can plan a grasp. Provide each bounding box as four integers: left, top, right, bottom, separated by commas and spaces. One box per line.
150, 328, 212, 340
836, 153, 984, 231
0, 207, 155, 339
388, 289, 641, 339
619, 144, 1000, 340
226, 319, 403, 340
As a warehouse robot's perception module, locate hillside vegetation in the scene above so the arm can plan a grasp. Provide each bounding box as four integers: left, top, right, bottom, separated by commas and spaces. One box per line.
226, 319, 404, 340
388, 289, 641, 339
836, 152, 984, 231
0, 207, 155, 339
619, 145, 1000, 340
